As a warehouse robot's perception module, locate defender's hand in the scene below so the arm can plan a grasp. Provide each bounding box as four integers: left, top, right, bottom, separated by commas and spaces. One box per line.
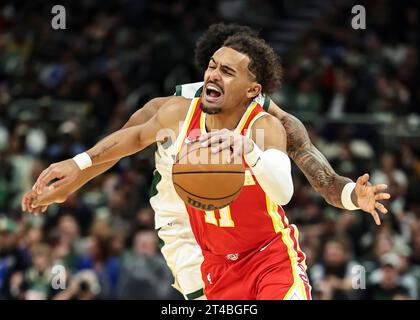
354, 173, 391, 225
21, 190, 48, 216
199, 129, 254, 163
32, 159, 81, 195
21, 184, 68, 214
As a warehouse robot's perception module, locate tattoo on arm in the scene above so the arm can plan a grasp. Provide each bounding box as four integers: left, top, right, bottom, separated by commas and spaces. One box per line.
90, 141, 119, 161
280, 114, 352, 208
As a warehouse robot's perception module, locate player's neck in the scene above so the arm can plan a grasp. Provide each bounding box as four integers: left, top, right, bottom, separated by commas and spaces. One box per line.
205, 101, 250, 130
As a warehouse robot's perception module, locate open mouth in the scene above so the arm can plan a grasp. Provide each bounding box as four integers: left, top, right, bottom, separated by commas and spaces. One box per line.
205, 84, 223, 102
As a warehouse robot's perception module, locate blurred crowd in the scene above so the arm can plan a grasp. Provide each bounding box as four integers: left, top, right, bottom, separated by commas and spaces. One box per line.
0, 0, 419, 300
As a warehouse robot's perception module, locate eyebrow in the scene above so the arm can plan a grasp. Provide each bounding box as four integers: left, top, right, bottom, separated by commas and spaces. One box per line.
210, 57, 236, 74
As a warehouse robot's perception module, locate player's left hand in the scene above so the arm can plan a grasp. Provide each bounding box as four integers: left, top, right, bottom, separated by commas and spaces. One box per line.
21, 190, 48, 215
354, 173, 391, 225
198, 129, 254, 163
32, 159, 81, 195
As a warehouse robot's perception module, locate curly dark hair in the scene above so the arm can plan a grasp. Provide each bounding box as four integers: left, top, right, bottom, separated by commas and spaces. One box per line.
223, 34, 283, 95
194, 23, 259, 72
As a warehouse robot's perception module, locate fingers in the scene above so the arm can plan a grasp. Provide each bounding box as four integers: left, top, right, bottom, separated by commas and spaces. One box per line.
22, 189, 51, 215
32, 197, 41, 207
32, 193, 55, 208
375, 202, 388, 214
204, 133, 228, 149
357, 173, 369, 185
25, 196, 32, 213
197, 131, 246, 164
49, 178, 70, 190
22, 192, 36, 212
198, 132, 211, 143
33, 164, 59, 194
21, 196, 26, 212
29, 203, 49, 215
34, 168, 62, 195
199, 129, 230, 147
373, 184, 388, 193
207, 134, 224, 148
199, 130, 239, 156
371, 209, 381, 226
375, 192, 391, 201
33, 167, 50, 193
199, 132, 221, 147
21, 195, 28, 212
229, 142, 243, 164
30, 201, 49, 214
33, 206, 40, 216
211, 136, 234, 154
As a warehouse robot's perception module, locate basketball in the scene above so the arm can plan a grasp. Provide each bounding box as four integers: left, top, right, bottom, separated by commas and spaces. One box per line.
172, 141, 245, 210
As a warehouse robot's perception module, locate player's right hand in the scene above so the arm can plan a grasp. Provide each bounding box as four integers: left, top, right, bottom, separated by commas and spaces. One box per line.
32, 159, 81, 195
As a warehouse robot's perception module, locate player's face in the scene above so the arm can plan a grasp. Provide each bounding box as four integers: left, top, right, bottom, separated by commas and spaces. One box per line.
202, 47, 261, 114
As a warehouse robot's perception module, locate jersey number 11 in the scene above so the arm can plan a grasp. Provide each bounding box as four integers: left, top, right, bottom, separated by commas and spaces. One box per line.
204, 207, 235, 227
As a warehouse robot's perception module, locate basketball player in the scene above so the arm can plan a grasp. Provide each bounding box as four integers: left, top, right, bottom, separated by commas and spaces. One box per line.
27, 34, 389, 299
23, 24, 390, 299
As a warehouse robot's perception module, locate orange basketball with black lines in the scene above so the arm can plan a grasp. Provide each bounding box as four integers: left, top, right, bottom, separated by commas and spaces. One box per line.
172, 141, 245, 210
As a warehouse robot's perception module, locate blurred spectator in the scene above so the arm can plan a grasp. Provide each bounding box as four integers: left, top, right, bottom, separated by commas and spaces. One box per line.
0, 216, 28, 299
410, 220, 420, 266
135, 207, 155, 230
46, 215, 81, 271
22, 243, 54, 300
289, 77, 322, 114
5, 235, 55, 301
54, 270, 101, 300
118, 230, 177, 299
362, 253, 411, 300
46, 193, 94, 237
310, 237, 358, 300
326, 72, 351, 119
75, 221, 121, 299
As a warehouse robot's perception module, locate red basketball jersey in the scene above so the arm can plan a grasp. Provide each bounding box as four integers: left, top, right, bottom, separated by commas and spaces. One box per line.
177, 98, 305, 265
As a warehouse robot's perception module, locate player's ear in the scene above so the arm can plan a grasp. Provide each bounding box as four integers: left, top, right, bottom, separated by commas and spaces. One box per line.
246, 83, 262, 99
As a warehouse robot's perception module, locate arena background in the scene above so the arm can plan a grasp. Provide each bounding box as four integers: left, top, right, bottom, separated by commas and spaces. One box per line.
0, 0, 419, 300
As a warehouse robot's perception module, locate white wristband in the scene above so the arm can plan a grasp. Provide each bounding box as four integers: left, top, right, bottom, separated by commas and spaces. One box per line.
341, 182, 360, 210
244, 142, 263, 167
72, 152, 92, 170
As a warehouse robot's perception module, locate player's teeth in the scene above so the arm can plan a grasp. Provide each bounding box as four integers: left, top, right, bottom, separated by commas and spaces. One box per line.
208, 85, 221, 93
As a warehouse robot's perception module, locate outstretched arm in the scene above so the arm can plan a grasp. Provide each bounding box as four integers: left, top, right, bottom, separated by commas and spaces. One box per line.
52, 96, 174, 192
31, 98, 186, 196
280, 112, 351, 207
22, 96, 174, 212
267, 101, 390, 225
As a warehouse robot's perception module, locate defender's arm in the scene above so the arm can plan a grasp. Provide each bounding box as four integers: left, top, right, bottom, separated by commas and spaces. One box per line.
32, 99, 185, 194
22, 96, 174, 210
